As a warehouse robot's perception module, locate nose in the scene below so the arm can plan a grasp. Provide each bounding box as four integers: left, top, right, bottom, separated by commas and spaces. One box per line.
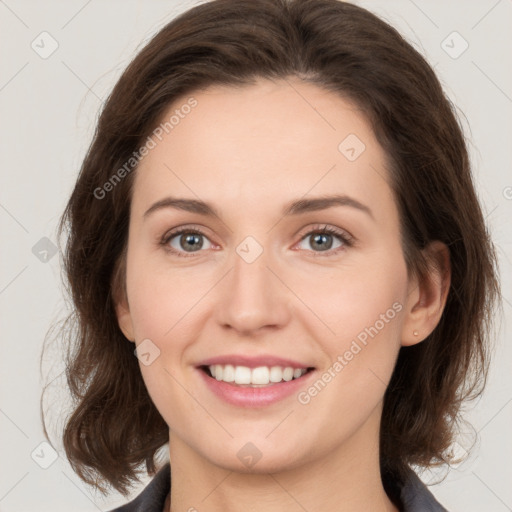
215, 244, 291, 335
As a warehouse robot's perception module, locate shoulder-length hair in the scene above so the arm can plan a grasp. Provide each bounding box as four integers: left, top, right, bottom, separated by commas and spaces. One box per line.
41, 0, 500, 497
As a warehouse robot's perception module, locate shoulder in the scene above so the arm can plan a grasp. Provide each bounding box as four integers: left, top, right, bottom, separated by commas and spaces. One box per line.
399, 468, 449, 512
108, 463, 171, 512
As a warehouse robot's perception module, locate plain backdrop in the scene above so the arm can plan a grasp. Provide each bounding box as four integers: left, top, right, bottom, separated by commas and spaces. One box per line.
0, 0, 511, 510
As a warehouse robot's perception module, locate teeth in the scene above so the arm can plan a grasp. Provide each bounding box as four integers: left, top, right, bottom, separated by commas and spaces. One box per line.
207, 364, 308, 385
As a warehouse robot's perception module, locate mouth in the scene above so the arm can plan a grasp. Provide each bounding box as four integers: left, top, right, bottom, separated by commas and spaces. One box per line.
198, 364, 316, 387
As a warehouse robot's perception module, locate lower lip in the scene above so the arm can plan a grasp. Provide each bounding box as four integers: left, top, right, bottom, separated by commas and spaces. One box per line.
197, 367, 316, 407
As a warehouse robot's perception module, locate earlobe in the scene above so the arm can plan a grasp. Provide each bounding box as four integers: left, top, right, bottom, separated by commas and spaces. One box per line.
401, 241, 451, 347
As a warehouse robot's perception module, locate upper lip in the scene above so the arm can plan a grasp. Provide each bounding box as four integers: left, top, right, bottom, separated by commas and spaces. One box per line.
196, 355, 315, 370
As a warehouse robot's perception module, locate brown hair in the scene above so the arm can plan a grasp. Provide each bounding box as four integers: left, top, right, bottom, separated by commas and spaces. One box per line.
41, 0, 500, 499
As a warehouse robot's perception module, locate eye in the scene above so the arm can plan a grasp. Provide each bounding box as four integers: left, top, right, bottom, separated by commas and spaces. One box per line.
161, 227, 213, 257
295, 224, 353, 256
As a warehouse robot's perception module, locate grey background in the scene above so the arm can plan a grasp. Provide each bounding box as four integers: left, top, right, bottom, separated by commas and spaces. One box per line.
0, 0, 511, 510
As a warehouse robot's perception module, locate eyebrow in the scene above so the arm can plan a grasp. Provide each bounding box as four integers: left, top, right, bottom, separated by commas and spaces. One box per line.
143, 194, 374, 221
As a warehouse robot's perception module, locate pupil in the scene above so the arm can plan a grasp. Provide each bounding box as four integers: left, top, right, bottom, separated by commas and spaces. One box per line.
182, 234, 202, 251
312, 233, 332, 251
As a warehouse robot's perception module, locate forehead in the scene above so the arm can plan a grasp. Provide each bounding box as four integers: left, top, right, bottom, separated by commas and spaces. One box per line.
132, 77, 393, 216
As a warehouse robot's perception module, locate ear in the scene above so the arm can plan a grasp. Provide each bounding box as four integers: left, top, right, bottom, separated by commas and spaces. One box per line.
115, 297, 135, 343
111, 251, 135, 342
400, 241, 451, 347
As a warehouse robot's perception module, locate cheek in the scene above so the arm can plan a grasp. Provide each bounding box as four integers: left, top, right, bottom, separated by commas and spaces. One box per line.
125, 256, 206, 419
125, 245, 209, 339
293, 253, 407, 409
292, 256, 407, 341
291, 274, 405, 453
309, 259, 406, 402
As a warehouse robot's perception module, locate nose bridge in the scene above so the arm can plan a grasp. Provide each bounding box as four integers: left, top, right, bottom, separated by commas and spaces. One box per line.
216, 236, 289, 332
232, 243, 271, 298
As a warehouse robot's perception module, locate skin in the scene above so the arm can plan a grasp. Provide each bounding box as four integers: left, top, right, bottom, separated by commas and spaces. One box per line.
115, 77, 450, 512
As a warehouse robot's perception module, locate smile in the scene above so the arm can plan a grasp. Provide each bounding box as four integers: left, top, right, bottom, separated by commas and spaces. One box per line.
197, 364, 316, 407
205, 364, 310, 386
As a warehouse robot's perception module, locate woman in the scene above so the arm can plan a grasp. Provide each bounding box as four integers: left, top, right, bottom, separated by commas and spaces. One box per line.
42, 0, 500, 510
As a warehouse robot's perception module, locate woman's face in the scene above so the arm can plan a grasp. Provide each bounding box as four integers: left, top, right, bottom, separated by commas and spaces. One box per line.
116, 77, 417, 473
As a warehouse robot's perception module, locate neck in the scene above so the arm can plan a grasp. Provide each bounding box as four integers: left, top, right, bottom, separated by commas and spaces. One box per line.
167, 409, 399, 512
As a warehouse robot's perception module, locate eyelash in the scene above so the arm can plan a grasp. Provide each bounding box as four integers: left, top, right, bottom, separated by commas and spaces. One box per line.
160, 224, 354, 258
